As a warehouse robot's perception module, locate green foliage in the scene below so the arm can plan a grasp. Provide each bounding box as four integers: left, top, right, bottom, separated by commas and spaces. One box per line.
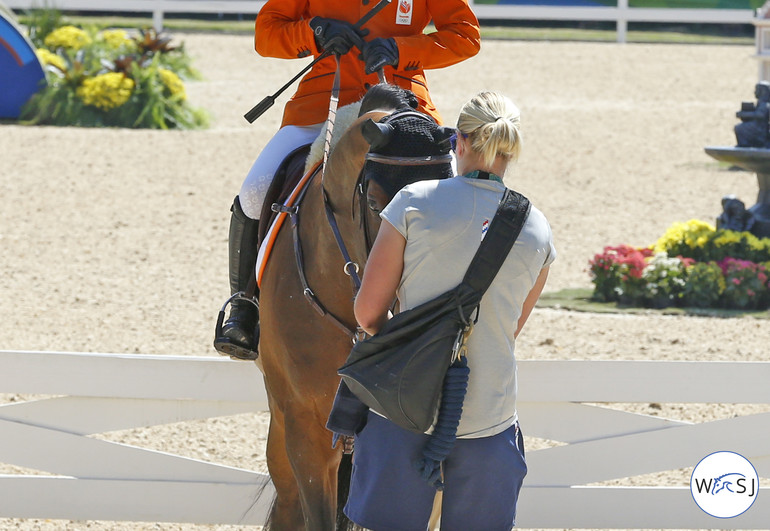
24, 6, 65, 48
20, 13, 207, 130
720, 258, 770, 310
681, 261, 724, 308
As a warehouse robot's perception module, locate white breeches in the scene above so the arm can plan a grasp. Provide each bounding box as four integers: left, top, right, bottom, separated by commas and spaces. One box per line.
239, 123, 324, 220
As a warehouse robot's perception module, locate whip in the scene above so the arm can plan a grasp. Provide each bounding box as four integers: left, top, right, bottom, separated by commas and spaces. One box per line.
244, 0, 392, 124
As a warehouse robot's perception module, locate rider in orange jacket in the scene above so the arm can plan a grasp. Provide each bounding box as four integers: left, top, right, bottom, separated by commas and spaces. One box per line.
256, 0, 481, 126
214, 0, 480, 360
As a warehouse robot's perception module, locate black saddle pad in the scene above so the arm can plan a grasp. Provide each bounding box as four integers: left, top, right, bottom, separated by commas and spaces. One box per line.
257, 144, 312, 245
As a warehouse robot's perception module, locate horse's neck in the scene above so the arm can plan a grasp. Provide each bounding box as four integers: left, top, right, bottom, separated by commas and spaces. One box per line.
305, 111, 389, 275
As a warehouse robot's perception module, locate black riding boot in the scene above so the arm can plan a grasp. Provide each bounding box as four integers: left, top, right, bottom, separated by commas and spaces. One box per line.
214, 196, 260, 360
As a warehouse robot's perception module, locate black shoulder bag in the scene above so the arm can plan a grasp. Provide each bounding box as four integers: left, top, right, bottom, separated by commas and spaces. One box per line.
337, 188, 531, 434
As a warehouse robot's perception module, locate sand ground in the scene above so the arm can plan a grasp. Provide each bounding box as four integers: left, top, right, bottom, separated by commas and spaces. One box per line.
1, 31, 768, 529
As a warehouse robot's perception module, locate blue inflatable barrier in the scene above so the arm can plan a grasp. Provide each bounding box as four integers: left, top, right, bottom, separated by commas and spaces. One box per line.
0, 11, 46, 119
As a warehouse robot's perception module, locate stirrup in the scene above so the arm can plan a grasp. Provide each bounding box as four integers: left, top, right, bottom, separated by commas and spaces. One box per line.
213, 292, 259, 361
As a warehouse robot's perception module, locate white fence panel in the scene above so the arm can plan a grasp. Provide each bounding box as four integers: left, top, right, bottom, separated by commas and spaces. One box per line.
0, 350, 768, 527
3, 0, 757, 42
0, 350, 272, 525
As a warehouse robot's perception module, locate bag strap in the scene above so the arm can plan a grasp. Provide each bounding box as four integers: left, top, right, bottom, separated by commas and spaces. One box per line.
461, 188, 531, 296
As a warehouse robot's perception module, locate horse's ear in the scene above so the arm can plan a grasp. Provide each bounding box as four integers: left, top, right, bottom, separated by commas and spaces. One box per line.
435, 126, 455, 150
362, 119, 394, 151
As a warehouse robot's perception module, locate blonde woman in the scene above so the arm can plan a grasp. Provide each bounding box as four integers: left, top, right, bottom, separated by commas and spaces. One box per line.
348, 91, 556, 530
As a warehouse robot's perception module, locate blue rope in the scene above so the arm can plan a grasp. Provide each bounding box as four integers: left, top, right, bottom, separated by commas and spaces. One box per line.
414, 356, 470, 491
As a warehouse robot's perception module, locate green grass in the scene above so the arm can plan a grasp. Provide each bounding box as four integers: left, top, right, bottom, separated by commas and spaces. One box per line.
14, 12, 754, 45
537, 288, 770, 318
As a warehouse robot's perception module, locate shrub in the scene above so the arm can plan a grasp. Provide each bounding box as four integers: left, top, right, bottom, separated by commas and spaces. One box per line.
20, 13, 207, 130
589, 245, 652, 302
719, 258, 770, 310
682, 261, 725, 308
639, 253, 691, 308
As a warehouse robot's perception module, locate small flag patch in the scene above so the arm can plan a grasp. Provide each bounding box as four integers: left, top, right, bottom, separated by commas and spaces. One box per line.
481, 219, 490, 241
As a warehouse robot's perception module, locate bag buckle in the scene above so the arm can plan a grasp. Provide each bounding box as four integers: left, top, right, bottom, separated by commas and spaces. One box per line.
451, 322, 473, 363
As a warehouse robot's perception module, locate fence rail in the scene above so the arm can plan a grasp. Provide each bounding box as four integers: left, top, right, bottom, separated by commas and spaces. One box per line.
3, 0, 758, 42
0, 350, 768, 527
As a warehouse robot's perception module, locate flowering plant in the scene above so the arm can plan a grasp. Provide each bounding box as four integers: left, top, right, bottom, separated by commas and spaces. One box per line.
589, 220, 770, 310
639, 253, 692, 308
588, 245, 650, 302
653, 219, 770, 263
681, 261, 725, 308
718, 258, 770, 310
20, 10, 207, 129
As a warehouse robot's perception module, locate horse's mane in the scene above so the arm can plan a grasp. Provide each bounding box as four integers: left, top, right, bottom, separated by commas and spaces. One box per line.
304, 101, 363, 174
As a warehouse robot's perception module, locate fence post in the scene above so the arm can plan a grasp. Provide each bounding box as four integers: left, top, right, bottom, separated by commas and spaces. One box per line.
153, 0, 164, 32
617, 0, 628, 43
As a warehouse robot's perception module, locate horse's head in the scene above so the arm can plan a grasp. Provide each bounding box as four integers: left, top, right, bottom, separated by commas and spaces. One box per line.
360, 109, 455, 214
322, 87, 454, 265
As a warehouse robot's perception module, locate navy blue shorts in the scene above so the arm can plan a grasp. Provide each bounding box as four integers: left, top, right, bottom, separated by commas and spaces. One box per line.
344, 412, 527, 531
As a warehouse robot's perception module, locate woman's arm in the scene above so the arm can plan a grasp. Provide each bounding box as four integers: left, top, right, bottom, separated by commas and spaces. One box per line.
354, 221, 406, 336
255, 0, 316, 59
394, 0, 481, 71
514, 266, 550, 339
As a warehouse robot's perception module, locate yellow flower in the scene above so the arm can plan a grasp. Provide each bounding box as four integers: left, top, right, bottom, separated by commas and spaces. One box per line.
745, 233, 764, 251
36, 48, 66, 71
712, 230, 741, 247
44, 25, 92, 51
653, 219, 715, 253
99, 29, 135, 51
76, 73, 135, 111
158, 68, 186, 101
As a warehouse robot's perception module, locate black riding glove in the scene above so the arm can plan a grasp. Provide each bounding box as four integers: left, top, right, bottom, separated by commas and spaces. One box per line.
309, 17, 368, 56
361, 37, 399, 74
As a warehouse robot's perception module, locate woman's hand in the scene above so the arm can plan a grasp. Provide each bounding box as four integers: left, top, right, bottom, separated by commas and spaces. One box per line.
360, 38, 399, 74
354, 221, 405, 335
309, 17, 368, 56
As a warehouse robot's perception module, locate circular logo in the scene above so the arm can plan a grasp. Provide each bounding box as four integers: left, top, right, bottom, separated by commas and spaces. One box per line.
691, 451, 759, 518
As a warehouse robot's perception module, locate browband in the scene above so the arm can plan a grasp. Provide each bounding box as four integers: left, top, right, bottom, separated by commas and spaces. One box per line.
365, 153, 453, 166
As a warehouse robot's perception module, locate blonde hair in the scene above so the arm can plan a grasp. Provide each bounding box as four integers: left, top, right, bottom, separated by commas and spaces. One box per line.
456, 91, 522, 167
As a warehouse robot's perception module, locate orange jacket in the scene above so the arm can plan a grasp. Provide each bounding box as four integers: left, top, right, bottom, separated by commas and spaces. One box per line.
255, 0, 480, 126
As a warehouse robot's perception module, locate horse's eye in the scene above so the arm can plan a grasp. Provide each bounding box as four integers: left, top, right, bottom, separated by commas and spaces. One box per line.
367, 198, 381, 214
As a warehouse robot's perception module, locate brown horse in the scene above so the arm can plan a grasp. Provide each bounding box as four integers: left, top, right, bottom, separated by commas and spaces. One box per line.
257, 105, 390, 530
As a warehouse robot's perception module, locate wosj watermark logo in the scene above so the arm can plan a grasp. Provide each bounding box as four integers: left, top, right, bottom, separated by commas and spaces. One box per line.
690, 451, 759, 518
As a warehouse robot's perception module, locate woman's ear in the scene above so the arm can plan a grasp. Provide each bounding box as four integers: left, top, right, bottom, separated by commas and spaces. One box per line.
455, 131, 467, 156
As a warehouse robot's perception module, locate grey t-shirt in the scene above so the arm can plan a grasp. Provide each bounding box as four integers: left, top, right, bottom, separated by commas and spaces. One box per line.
381, 176, 556, 438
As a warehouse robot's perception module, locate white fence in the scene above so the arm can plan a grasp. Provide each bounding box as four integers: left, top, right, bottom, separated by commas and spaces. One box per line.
0, 349, 768, 528
2, 0, 758, 42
